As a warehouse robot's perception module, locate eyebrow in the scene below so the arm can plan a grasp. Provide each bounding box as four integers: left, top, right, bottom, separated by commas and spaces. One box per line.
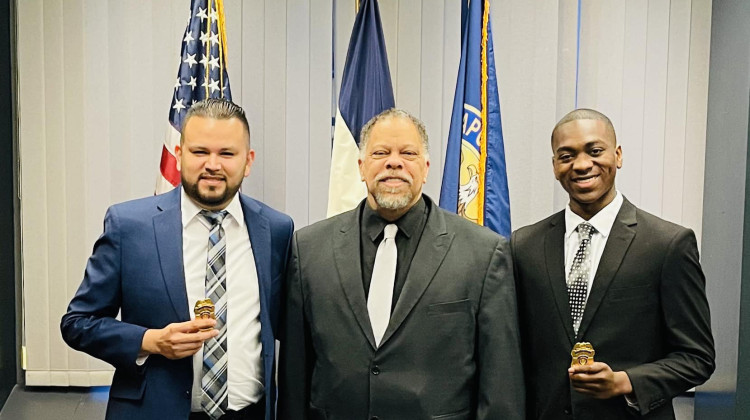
555, 139, 608, 154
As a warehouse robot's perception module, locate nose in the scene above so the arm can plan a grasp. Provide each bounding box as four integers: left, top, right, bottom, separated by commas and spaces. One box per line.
384, 153, 404, 170
572, 154, 593, 172
205, 153, 221, 171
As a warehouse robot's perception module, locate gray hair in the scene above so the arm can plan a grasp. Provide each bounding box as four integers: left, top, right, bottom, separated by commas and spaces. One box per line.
181, 98, 251, 145
359, 108, 430, 159
551, 108, 616, 146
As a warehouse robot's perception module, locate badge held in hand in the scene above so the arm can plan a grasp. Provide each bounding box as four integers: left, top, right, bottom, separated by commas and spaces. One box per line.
194, 298, 216, 331
571, 342, 595, 367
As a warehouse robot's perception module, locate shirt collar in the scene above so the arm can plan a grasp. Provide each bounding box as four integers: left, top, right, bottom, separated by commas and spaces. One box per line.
181, 187, 244, 229
362, 195, 427, 242
564, 191, 623, 240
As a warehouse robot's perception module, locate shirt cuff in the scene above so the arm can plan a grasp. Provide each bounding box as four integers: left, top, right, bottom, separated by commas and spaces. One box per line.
135, 354, 149, 366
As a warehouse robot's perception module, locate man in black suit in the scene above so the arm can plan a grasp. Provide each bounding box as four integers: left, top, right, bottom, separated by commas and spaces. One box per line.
278, 108, 524, 420
512, 108, 715, 419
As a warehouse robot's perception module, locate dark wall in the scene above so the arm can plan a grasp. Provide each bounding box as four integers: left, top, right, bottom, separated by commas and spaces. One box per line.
738, 102, 750, 417
0, 0, 17, 408
695, 0, 750, 418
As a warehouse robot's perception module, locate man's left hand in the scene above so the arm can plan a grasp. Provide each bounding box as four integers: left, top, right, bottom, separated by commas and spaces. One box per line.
568, 362, 633, 399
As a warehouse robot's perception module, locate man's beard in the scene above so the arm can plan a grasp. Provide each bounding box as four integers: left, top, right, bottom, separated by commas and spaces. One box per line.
374, 189, 413, 210
182, 174, 241, 209
372, 171, 414, 210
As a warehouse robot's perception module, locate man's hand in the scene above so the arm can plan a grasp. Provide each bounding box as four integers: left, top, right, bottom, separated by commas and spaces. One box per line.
140, 318, 218, 360
568, 362, 633, 400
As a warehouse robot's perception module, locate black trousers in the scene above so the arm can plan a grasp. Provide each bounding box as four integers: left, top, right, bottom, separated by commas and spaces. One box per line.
188, 397, 265, 420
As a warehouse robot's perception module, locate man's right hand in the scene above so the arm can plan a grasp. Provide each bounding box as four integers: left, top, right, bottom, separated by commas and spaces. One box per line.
140, 319, 219, 360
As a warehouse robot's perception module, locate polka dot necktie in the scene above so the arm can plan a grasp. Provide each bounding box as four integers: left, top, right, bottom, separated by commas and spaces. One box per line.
568, 222, 596, 337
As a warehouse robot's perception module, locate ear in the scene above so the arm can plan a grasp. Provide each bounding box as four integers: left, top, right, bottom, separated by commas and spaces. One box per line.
615, 145, 623, 169
552, 156, 560, 180
175, 144, 183, 172
423, 159, 430, 184
244, 149, 256, 177
358, 158, 365, 181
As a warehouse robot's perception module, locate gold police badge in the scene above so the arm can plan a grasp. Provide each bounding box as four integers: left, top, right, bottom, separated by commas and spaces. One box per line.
194, 298, 215, 332
571, 342, 595, 367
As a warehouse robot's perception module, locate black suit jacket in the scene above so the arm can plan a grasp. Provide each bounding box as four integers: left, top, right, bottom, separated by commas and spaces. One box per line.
511, 198, 714, 419
278, 197, 524, 420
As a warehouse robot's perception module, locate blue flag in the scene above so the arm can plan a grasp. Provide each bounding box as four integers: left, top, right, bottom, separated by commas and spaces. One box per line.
327, 0, 395, 217
439, 0, 510, 237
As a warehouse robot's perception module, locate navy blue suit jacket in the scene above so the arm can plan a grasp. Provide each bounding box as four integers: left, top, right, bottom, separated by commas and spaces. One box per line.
61, 187, 293, 420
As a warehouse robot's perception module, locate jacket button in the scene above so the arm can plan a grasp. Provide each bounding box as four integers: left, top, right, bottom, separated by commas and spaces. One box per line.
371, 365, 380, 375
563, 406, 572, 415
184, 390, 191, 399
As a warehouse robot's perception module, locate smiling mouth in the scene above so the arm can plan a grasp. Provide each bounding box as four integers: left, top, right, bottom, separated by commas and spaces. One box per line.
200, 175, 226, 184
572, 175, 599, 185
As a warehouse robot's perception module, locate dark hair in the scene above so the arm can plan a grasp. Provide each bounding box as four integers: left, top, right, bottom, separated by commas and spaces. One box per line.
551, 108, 616, 146
181, 98, 250, 145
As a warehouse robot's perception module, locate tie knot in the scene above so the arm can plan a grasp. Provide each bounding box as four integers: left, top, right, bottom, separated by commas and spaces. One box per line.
383, 224, 398, 240
201, 210, 228, 227
577, 222, 596, 240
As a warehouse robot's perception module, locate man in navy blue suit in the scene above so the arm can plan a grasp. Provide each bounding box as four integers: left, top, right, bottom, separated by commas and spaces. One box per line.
61, 99, 293, 420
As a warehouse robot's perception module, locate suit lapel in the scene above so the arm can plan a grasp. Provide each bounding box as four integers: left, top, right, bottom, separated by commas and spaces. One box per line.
333, 208, 376, 348
153, 188, 190, 321
544, 211, 576, 345
381, 204, 453, 347
241, 196, 272, 331
577, 199, 637, 338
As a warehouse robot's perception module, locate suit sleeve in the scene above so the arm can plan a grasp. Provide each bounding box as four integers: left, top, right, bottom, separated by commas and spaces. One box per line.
278, 233, 312, 420
477, 238, 525, 420
625, 228, 715, 414
60, 206, 148, 373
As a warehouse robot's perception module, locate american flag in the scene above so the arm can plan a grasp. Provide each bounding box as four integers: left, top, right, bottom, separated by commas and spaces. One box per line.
156, 0, 232, 193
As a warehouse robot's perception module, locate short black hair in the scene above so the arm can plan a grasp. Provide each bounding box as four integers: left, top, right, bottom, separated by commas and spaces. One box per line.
551, 108, 616, 147
180, 98, 250, 145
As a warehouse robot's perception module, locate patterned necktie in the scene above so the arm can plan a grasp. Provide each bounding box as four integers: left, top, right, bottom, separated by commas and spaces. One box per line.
568, 222, 596, 337
200, 210, 229, 419
368, 223, 398, 347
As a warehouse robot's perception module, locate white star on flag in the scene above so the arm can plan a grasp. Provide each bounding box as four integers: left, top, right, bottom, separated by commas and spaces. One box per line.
196, 7, 208, 21
208, 79, 220, 93
172, 98, 187, 112
183, 32, 194, 44
174, 78, 181, 90
209, 56, 220, 70
185, 76, 197, 89
183, 53, 197, 67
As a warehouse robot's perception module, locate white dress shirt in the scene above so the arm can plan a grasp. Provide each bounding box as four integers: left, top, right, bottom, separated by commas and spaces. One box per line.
181, 188, 264, 411
563, 191, 623, 299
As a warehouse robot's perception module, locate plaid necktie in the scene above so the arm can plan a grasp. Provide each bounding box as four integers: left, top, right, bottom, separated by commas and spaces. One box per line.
568, 222, 596, 337
200, 210, 229, 419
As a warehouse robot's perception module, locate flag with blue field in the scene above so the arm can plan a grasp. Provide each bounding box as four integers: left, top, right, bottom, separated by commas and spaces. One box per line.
327, 0, 395, 217
439, 0, 510, 237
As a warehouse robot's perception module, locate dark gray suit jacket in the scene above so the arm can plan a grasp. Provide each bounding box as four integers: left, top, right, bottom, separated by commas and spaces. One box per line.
512, 198, 714, 420
278, 197, 524, 420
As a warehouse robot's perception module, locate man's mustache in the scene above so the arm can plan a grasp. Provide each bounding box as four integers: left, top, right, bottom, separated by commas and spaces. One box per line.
374, 171, 413, 185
